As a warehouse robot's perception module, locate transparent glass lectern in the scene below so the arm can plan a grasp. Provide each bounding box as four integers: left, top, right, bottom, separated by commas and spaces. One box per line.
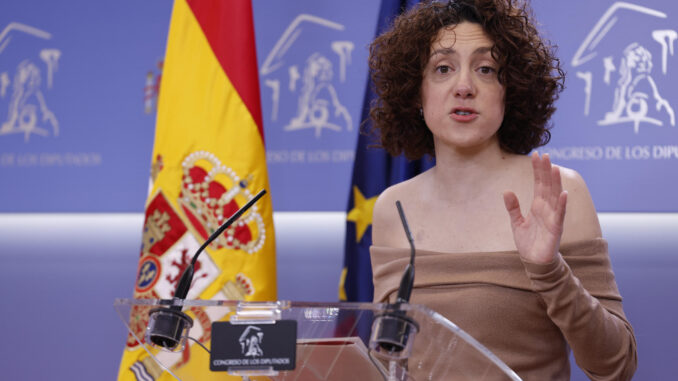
115, 298, 521, 380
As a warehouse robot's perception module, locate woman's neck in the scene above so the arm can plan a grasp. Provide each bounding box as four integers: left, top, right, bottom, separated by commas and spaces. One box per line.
428, 138, 516, 203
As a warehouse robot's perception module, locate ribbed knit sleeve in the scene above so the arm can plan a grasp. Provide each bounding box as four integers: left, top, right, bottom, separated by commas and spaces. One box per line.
522, 239, 637, 380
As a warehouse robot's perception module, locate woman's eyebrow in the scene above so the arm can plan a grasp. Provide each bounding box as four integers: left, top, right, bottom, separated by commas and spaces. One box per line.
430, 47, 455, 59
429, 46, 493, 59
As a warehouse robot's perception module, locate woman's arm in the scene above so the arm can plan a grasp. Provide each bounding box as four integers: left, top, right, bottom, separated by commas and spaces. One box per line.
504, 152, 637, 379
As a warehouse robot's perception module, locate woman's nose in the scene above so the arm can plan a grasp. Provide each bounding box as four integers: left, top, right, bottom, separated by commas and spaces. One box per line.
454, 70, 476, 98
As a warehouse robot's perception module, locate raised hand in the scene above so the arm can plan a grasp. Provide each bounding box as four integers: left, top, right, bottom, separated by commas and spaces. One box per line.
503, 152, 568, 264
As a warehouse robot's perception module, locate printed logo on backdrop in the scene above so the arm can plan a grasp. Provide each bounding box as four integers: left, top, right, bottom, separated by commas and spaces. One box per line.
572, 2, 676, 134
260, 14, 357, 166
261, 14, 353, 138
0, 23, 101, 169
545, 1, 678, 164
0, 23, 60, 142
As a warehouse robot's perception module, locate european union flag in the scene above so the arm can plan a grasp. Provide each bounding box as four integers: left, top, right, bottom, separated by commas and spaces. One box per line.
340, 0, 433, 302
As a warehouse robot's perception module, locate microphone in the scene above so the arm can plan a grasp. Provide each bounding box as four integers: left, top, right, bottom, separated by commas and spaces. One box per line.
146, 189, 267, 351
370, 200, 419, 359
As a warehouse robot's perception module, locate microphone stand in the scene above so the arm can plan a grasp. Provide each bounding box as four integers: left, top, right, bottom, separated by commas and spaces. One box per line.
370, 201, 420, 360
145, 189, 267, 351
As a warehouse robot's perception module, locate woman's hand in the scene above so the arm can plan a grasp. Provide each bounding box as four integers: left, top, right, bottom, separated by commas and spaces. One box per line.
503, 152, 568, 264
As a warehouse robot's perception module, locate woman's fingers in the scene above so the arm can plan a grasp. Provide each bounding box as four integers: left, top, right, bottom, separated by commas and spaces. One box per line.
531, 152, 544, 200
551, 165, 562, 206
557, 190, 568, 226
541, 153, 553, 201
533, 152, 564, 208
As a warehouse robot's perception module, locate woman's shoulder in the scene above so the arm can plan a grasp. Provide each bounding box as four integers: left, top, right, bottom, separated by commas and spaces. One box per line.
375, 170, 431, 206
508, 154, 602, 243
556, 164, 593, 205
372, 171, 431, 247
554, 163, 603, 243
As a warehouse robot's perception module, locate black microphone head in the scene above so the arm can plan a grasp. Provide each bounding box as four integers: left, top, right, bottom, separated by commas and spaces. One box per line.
376, 316, 411, 352
369, 309, 420, 360
146, 307, 194, 352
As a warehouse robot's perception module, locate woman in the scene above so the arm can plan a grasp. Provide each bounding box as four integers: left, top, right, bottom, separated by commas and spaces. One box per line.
369, 1, 637, 379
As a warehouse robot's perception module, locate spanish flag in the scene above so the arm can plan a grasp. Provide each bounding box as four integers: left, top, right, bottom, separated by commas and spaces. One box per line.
117, 0, 275, 379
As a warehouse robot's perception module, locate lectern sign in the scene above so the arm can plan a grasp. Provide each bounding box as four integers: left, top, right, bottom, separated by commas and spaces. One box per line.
210, 320, 297, 371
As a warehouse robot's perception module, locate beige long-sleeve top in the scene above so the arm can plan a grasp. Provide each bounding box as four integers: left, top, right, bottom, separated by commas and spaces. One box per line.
371, 238, 637, 380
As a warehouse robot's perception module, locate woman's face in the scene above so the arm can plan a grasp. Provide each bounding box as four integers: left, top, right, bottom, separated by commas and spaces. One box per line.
421, 22, 505, 153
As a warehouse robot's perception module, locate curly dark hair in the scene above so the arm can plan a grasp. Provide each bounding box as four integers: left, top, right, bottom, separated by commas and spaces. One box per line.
368, 0, 565, 159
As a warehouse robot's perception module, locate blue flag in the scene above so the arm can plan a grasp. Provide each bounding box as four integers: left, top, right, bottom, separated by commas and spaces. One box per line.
340, 0, 433, 302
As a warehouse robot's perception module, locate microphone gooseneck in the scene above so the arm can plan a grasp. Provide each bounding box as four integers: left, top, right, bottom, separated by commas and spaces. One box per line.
395, 200, 415, 304
146, 189, 267, 351
173, 189, 267, 300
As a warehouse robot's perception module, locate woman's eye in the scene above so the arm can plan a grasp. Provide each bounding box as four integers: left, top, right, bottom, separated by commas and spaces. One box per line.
436, 65, 452, 74
478, 66, 496, 75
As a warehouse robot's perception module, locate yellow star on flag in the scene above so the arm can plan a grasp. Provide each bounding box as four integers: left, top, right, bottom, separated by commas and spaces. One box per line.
347, 185, 378, 242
